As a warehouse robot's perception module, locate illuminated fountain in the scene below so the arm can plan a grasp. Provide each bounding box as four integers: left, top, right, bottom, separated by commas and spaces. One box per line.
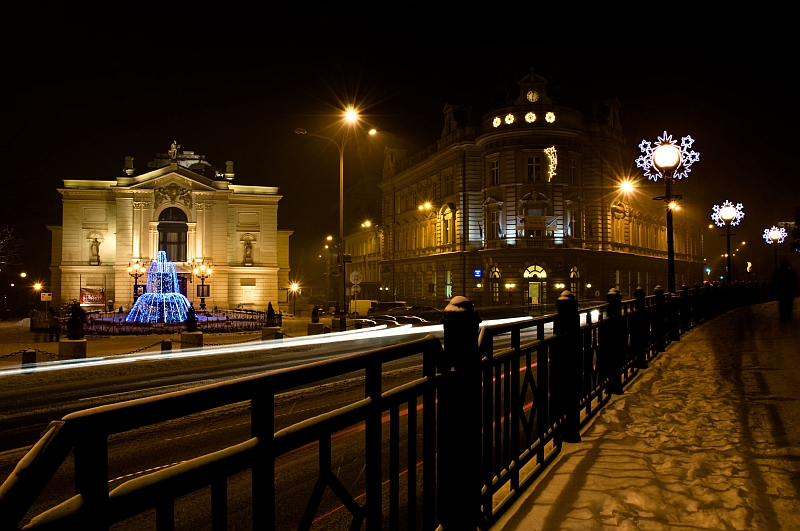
125, 251, 191, 323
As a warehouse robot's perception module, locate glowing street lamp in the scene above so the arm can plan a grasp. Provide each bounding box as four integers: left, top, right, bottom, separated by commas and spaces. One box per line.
192, 262, 212, 310
763, 225, 787, 278
636, 131, 700, 293
711, 200, 745, 285
295, 110, 377, 330
127, 261, 146, 302
290, 282, 300, 316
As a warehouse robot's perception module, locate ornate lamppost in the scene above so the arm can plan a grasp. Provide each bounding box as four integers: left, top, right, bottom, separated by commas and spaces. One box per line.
712, 201, 745, 285
636, 131, 700, 293
763, 225, 787, 278
295, 110, 376, 331
192, 262, 212, 310
127, 261, 146, 303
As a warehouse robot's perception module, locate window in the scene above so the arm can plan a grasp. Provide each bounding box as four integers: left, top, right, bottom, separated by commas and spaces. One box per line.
569, 160, 577, 184
489, 210, 501, 239
527, 156, 542, 182
158, 207, 188, 262
569, 209, 582, 238
442, 216, 450, 244
445, 270, 452, 298
444, 172, 454, 196
490, 160, 499, 186
421, 226, 427, 248
492, 283, 499, 302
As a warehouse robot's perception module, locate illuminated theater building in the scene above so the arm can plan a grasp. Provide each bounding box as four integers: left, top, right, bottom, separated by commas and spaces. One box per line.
48, 146, 292, 311
377, 69, 704, 308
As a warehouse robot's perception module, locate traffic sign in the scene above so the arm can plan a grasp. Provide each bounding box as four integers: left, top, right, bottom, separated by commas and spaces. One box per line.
350, 271, 362, 284
351, 285, 362, 294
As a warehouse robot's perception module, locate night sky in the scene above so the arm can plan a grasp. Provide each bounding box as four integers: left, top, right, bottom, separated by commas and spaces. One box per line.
2, 9, 797, 286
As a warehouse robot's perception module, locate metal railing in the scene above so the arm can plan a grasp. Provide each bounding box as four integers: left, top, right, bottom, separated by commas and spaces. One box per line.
0, 280, 774, 530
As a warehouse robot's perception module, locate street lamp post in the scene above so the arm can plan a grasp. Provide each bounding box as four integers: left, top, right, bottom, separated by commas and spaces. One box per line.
712, 201, 745, 285
127, 261, 146, 303
636, 132, 700, 293
295, 111, 376, 331
763, 225, 787, 278
290, 282, 299, 316
192, 263, 212, 310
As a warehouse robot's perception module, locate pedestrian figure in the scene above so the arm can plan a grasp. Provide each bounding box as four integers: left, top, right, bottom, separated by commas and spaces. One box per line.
47, 307, 60, 342
775, 260, 798, 320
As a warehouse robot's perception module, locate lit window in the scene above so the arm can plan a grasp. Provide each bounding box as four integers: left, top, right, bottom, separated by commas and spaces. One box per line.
490, 160, 500, 185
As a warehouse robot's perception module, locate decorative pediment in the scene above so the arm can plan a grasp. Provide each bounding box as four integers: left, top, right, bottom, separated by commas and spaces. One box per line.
483, 196, 503, 206
154, 182, 193, 209
521, 191, 550, 202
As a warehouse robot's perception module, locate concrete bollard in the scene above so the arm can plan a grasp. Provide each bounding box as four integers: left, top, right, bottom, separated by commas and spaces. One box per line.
59, 339, 87, 360
180, 331, 204, 350
22, 350, 36, 370
307, 323, 325, 335
262, 326, 281, 341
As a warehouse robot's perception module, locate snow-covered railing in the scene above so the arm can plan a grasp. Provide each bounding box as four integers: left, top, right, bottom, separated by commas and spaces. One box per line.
0, 281, 773, 530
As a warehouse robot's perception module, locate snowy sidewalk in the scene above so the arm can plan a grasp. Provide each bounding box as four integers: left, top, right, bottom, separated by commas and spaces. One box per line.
493, 301, 800, 531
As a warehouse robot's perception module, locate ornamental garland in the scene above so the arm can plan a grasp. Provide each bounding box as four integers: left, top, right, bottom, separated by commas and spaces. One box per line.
636, 131, 700, 181
545, 146, 557, 181
711, 200, 745, 227
763, 226, 788, 244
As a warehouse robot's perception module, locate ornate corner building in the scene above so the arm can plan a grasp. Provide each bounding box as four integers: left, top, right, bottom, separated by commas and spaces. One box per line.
48, 147, 292, 311
375, 69, 704, 308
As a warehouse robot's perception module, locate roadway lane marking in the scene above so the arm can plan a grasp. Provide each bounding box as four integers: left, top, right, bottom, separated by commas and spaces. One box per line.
108, 460, 186, 485
78, 381, 218, 401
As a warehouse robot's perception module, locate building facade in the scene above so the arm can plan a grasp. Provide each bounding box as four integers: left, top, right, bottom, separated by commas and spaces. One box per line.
375, 69, 704, 309
49, 147, 292, 311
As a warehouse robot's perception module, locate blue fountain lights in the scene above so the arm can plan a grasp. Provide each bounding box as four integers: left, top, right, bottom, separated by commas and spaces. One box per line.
125, 251, 191, 323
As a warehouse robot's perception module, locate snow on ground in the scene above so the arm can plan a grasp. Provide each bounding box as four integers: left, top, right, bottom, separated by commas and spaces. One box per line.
493, 302, 800, 531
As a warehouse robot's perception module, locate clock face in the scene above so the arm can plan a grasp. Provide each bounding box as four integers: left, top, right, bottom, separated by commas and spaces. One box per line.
527, 90, 539, 103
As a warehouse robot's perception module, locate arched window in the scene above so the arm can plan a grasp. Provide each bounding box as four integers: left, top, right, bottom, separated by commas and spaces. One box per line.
523, 265, 547, 279
158, 207, 188, 262
569, 266, 580, 279
488, 266, 502, 278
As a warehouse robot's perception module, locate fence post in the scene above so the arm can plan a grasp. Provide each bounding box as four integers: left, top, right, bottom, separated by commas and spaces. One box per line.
604, 288, 624, 395
681, 283, 691, 333
653, 286, 666, 351
631, 287, 649, 369
439, 296, 482, 530
554, 290, 581, 443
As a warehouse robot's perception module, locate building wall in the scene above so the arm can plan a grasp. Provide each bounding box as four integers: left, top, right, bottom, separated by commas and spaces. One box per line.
376, 72, 704, 309
49, 161, 290, 312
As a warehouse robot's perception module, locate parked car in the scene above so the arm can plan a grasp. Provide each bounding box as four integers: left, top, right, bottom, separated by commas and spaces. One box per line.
386, 305, 443, 323
367, 301, 407, 317
370, 315, 403, 327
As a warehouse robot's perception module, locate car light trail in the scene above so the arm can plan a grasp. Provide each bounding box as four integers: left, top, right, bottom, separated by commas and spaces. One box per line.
0, 316, 535, 377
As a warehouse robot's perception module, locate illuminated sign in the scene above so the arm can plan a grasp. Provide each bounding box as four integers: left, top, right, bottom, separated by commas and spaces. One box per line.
473, 269, 483, 278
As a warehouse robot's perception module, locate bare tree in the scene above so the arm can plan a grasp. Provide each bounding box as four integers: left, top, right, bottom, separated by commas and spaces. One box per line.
0, 226, 22, 269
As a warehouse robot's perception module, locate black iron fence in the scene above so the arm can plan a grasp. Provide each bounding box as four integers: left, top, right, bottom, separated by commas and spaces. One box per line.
66, 308, 278, 335
0, 281, 773, 530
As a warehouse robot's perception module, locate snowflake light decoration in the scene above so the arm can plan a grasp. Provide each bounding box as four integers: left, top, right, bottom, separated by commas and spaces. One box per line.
763, 226, 787, 244
525, 112, 536, 123
492, 117, 501, 128
505, 114, 515, 124
545, 112, 555, 123
711, 200, 745, 227
544, 146, 557, 181
636, 131, 700, 181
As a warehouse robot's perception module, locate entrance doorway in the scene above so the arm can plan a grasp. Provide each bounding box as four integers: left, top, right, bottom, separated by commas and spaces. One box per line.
158, 207, 188, 263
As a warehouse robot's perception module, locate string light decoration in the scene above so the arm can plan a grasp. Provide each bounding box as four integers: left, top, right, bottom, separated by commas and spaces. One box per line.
525, 112, 536, 123
763, 226, 787, 244
636, 131, 699, 181
711, 200, 745, 227
125, 251, 191, 323
492, 117, 501, 128
505, 114, 515, 124
544, 146, 557, 180
545, 112, 555, 123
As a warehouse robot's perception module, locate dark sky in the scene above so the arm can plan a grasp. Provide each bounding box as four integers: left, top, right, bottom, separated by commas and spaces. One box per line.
2, 9, 797, 283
